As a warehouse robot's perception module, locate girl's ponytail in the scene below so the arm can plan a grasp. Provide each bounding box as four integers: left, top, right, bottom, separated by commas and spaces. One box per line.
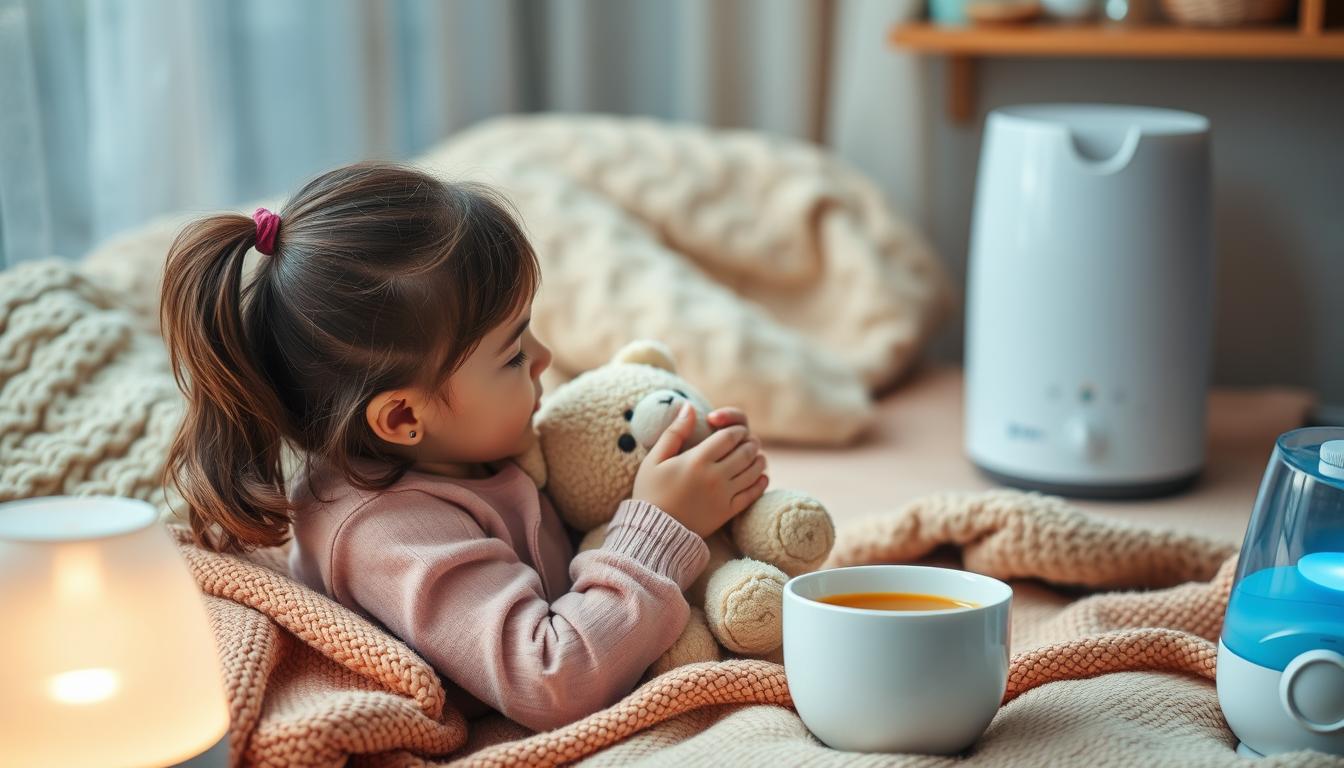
160, 213, 292, 554
156, 163, 540, 555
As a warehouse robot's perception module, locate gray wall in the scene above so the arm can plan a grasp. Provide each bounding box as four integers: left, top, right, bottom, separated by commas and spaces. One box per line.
919, 57, 1343, 405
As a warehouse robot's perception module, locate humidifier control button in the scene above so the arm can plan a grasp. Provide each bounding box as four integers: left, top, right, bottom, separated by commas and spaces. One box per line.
1065, 416, 1105, 461
1280, 649, 1344, 733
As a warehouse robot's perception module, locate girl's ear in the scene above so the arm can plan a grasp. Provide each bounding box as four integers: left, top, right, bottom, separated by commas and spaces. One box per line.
366, 391, 422, 445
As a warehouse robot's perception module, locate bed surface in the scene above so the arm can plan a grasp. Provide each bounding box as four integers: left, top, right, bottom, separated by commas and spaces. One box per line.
766, 365, 1316, 545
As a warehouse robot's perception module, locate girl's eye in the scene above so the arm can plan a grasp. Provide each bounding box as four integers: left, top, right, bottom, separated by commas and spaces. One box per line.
507, 350, 528, 368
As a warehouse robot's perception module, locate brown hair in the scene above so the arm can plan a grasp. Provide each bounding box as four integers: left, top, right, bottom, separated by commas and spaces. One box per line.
159, 162, 539, 554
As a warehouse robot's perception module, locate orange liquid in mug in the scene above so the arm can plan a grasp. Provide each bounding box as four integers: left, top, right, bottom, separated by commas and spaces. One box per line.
815, 591, 977, 611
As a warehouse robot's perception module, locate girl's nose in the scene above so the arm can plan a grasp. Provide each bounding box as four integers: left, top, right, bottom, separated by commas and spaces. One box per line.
531, 339, 552, 376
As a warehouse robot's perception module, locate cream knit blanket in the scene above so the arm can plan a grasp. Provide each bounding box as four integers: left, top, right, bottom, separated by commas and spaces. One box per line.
80, 114, 950, 446
0, 261, 184, 511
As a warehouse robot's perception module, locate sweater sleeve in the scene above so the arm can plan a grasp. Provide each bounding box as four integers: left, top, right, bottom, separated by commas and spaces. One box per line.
330, 490, 709, 732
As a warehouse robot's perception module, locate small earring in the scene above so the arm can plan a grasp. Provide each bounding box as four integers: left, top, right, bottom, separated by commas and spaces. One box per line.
409, 430, 417, 438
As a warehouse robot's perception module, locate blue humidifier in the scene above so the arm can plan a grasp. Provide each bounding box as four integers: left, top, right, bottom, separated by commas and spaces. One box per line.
1219, 427, 1344, 757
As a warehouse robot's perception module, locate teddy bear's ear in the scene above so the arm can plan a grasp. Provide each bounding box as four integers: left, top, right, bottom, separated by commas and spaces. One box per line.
612, 339, 677, 372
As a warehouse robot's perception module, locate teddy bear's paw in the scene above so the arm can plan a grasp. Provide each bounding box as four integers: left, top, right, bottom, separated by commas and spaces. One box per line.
732, 490, 836, 577
578, 524, 608, 553
644, 607, 720, 681
705, 559, 786, 655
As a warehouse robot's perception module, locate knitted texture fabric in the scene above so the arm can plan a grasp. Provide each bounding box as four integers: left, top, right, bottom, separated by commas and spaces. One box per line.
418, 115, 950, 445
0, 260, 185, 516
81, 114, 951, 445
7, 258, 1337, 766
164, 490, 1340, 767
171, 526, 466, 768
825, 489, 1236, 590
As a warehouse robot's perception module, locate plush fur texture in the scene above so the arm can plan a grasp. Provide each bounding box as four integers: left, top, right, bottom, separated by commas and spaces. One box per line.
520, 340, 835, 669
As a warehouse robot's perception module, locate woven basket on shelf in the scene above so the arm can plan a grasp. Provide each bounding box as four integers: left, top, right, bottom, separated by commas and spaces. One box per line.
1161, 0, 1293, 25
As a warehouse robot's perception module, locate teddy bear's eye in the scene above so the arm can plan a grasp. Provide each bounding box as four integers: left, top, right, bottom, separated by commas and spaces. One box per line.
617, 434, 637, 453
674, 389, 688, 398
623, 409, 633, 421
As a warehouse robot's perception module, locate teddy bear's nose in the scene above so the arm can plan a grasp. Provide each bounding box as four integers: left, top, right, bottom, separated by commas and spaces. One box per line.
658, 395, 674, 406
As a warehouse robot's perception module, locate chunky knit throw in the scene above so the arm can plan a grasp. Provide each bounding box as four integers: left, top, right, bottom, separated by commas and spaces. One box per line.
0, 260, 184, 514
164, 488, 1344, 767
80, 114, 950, 446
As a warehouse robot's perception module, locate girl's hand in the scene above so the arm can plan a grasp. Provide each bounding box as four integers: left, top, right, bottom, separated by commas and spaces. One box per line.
706, 406, 748, 430
707, 405, 765, 487
632, 403, 769, 538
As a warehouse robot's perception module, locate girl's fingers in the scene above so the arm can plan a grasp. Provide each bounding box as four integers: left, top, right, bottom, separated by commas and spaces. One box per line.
731, 475, 769, 514
729, 455, 767, 493
690, 424, 748, 462
745, 434, 762, 457
647, 403, 696, 462
707, 407, 748, 429
719, 438, 759, 477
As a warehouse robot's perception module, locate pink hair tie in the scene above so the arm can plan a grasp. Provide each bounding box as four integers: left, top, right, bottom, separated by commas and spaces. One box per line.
253, 207, 281, 255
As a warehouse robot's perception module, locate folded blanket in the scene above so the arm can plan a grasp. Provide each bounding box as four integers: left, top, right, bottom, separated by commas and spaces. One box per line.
166, 488, 1341, 767
417, 115, 950, 445
79, 114, 950, 446
0, 260, 185, 511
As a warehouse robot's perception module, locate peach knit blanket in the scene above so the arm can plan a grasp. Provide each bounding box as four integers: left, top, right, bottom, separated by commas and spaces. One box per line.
173, 490, 1343, 767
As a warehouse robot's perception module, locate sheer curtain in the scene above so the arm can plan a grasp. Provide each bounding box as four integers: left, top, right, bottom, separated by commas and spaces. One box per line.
0, 0, 925, 267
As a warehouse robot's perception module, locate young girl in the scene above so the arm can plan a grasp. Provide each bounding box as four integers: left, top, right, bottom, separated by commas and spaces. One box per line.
158, 162, 769, 732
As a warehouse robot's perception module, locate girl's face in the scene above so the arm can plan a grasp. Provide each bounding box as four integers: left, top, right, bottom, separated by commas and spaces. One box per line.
366, 298, 552, 477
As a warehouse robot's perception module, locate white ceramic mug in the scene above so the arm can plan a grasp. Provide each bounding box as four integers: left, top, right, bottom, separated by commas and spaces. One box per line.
783, 565, 1013, 754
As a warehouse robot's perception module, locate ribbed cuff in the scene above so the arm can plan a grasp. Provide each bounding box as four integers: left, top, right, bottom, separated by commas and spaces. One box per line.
601, 500, 710, 590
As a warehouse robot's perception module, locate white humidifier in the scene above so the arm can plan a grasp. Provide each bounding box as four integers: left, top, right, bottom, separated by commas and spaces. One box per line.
964, 104, 1214, 499
1219, 428, 1344, 757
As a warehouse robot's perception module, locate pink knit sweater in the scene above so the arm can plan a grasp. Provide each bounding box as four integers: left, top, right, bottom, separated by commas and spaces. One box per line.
287, 456, 710, 732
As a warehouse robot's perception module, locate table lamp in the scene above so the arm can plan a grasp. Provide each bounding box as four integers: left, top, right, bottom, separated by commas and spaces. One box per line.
0, 496, 230, 767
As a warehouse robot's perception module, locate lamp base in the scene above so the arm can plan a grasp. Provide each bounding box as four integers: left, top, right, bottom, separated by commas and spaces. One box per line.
173, 733, 229, 768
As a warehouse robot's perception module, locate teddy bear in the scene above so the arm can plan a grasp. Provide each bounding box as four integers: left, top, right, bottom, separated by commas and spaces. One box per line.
515, 339, 835, 676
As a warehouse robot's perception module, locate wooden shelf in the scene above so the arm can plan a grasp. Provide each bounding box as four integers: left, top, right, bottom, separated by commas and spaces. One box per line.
890, 0, 1344, 121
891, 23, 1344, 58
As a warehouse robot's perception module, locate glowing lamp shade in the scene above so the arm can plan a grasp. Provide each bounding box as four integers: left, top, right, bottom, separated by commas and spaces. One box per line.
0, 497, 230, 767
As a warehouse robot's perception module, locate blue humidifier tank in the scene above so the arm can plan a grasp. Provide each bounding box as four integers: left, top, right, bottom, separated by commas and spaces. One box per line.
1219, 427, 1344, 757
